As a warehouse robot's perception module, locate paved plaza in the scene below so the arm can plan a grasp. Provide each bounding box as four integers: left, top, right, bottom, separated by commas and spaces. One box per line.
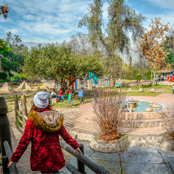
62, 140, 174, 174
6, 92, 174, 173
57, 93, 174, 135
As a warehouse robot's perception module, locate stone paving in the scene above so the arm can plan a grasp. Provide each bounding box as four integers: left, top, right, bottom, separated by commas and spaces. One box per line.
62, 140, 174, 174
6, 93, 174, 174
56, 94, 174, 135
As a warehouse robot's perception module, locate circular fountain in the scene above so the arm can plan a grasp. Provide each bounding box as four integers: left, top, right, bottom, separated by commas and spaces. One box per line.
125, 99, 165, 113
121, 98, 166, 128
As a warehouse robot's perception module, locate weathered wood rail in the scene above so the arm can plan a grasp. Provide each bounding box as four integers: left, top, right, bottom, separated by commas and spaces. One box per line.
14, 94, 28, 131
0, 96, 18, 174
3, 141, 18, 174
61, 141, 111, 174
13, 94, 111, 174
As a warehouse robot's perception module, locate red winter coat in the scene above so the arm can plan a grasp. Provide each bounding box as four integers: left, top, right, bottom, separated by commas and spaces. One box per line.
11, 108, 79, 173
59, 90, 63, 98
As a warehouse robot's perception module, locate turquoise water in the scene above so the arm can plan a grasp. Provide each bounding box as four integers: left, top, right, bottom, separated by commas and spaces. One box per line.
124, 100, 165, 112
104, 82, 121, 86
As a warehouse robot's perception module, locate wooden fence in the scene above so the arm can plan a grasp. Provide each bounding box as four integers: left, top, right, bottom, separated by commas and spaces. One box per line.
3, 141, 18, 174
14, 94, 28, 131
0, 96, 18, 174
14, 94, 111, 174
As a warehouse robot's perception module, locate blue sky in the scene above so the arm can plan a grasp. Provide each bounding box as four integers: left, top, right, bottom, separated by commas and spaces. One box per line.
0, 0, 174, 44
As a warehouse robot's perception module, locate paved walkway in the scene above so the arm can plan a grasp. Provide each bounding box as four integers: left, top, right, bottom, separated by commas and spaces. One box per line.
56, 94, 174, 135
6, 93, 174, 174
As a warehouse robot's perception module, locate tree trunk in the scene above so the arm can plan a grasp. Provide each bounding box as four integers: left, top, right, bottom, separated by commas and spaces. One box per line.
110, 76, 115, 87
109, 55, 115, 87
151, 69, 156, 86
65, 79, 72, 94
30, 80, 34, 86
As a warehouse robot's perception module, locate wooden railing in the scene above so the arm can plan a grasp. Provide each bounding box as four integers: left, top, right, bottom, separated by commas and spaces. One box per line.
3, 141, 18, 174
61, 141, 111, 174
14, 94, 111, 174
0, 96, 18, 174
14, 94, 28, 131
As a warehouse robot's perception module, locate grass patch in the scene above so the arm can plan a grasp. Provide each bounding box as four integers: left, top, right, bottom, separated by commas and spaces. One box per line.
102, 84, 173, 94
120, 134, 127, 138
52, 98, 93, 109
0, 91, 8, 93
124, 91, 162, 97
7, 105, 14, 110
0, 79, 10, 83
5, 94, 35, 102
16, 117, 22, 128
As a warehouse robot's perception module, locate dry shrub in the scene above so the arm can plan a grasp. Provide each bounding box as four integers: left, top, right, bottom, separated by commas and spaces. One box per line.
163, 102, 174, 140
93, 88, 126, 142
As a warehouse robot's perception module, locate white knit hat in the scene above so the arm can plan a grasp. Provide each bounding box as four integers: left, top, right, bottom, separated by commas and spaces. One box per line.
34, 92, 50, 108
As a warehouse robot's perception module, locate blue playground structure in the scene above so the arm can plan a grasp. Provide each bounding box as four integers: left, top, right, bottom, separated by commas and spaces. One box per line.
89, 71, 98, 84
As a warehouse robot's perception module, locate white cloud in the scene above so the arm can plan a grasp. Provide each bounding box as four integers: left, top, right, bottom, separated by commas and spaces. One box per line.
143, 12, 174, 31
0, 16, 12, 23
5, 28, 19, 34
145, 0, 174, 10
0, 0, 92, 42
102, 1, 109, 20
1, 0, 174, 45
22, 14, 35, 21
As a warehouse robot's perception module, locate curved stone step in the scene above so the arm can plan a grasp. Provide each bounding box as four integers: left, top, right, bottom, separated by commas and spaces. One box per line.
121, 118, 168, 128
122, 112, 165, 120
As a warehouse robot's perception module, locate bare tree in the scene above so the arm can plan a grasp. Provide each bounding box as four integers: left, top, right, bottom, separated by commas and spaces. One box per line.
93, 88, 126, 142
163, 103, 174, 140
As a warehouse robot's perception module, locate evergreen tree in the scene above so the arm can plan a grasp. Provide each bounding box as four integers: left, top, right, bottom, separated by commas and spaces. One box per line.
78, 0, 145, 86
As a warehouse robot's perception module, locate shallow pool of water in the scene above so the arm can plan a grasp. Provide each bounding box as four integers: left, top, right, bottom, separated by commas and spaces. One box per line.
124, 100, 165, 112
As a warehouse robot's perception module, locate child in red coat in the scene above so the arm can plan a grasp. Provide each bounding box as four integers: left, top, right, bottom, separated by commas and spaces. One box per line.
8, 92, 82, 173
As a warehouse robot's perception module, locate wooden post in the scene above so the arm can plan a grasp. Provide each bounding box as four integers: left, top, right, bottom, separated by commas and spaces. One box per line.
49, 94, 52, 105
2, 156, 10, 174
21, 95, 27, 130
77, 144, 85, 173
60, 141, 111, 174
0, 97, 12, 167
77, 79, 81, 89
3, 141, 18, 174
88, 80, 92, 90
14, 94, 19, 122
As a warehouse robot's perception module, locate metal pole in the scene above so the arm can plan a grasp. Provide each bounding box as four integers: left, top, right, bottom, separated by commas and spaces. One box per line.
2, 156, 10, 174
77, 144, 85, 173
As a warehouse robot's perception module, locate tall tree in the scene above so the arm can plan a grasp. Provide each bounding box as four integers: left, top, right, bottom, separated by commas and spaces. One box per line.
129, 56, 132, 69
62, 32, 104, 82
104, 53, 123, 78
140, 18, 170, 84
1, 32, 29, 73
24, 44, 103, 91
0, 4, 9, 72
78, 0, 145, 86
5, 32, 26, 54
162, 30, 174, 65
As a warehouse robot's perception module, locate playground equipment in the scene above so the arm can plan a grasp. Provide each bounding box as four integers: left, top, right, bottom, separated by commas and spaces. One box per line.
168, 71, 174, 82
87, 71, 98, 85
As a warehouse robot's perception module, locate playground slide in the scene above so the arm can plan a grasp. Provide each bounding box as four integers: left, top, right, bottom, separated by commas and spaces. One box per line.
168, 75, 174, 82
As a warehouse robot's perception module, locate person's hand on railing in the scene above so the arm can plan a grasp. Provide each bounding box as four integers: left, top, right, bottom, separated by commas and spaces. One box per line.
74, 147, 83, 154
8, 161, 14, 168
